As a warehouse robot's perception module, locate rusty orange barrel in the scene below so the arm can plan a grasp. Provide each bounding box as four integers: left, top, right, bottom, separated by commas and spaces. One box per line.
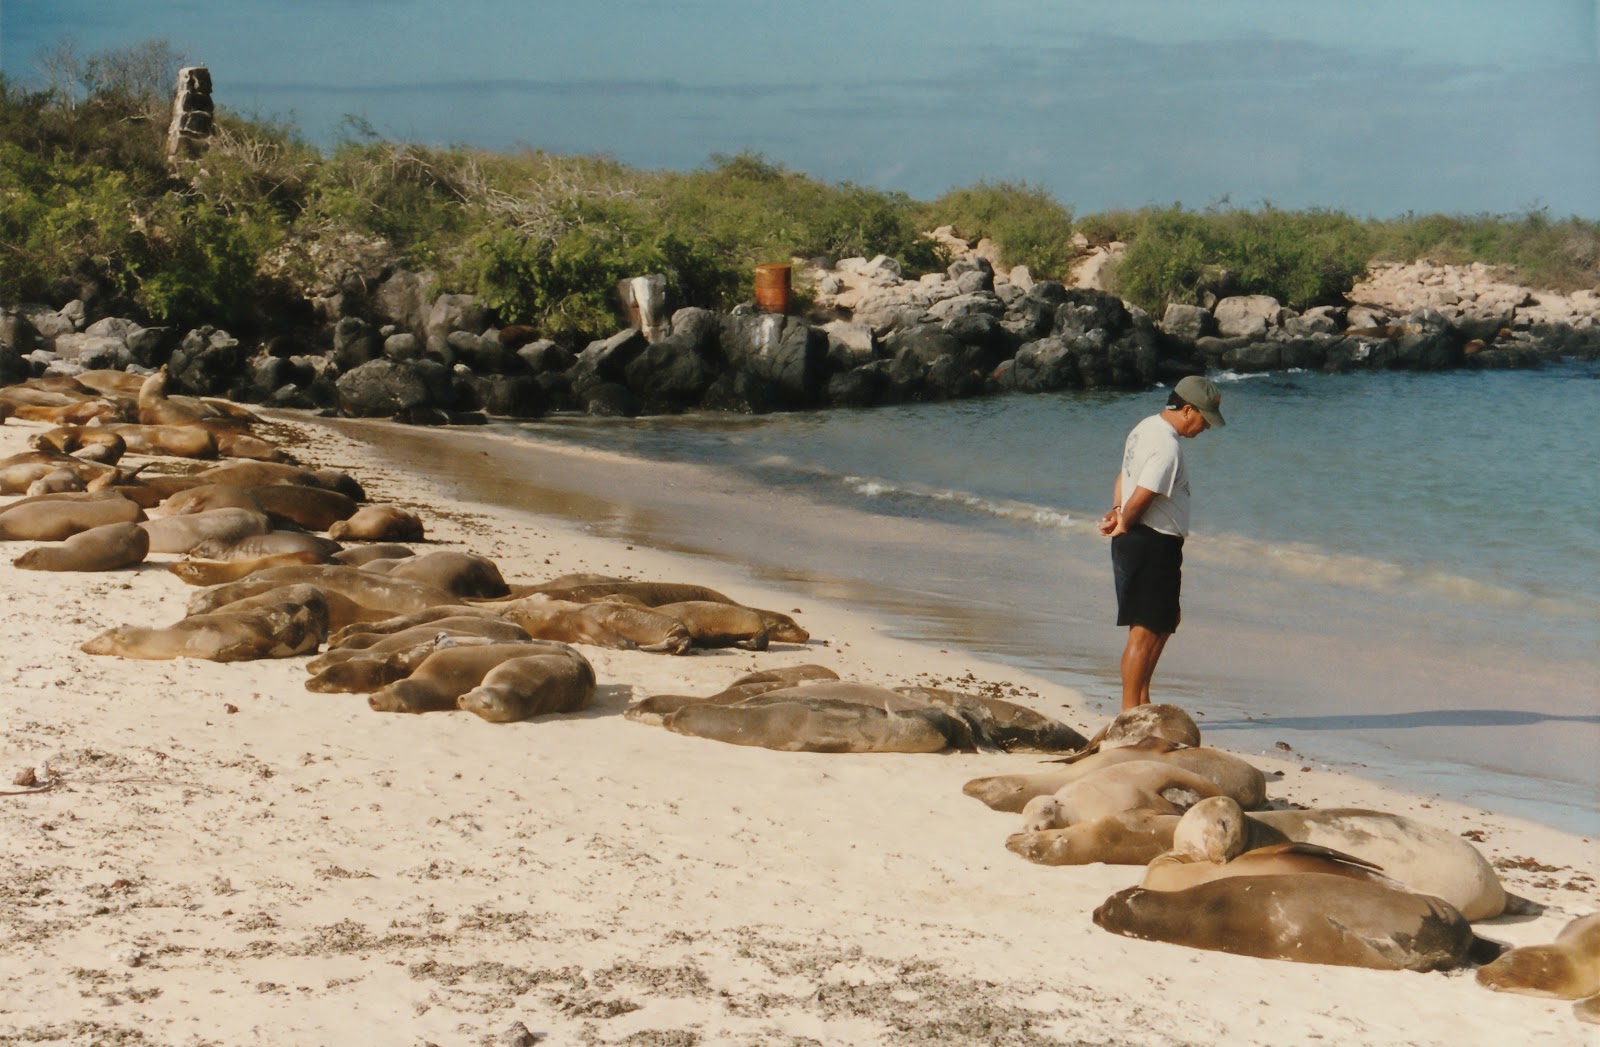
753, 263, 792, 314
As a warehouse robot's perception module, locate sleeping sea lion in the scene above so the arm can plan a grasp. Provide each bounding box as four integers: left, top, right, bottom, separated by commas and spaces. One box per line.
367, 641, 583, 716
964, 739, 1266, 812
360, 550, 508, 598
1007, 810, 1182, 867
140, 507, 274, 554
81, 584, 329, 662
12, 520, 150, 571
328, 505, 424, 542
0, 494, 145, 541
193, 461, 365, 501
1476, 912, 1600, 1010
1019, 762, 1221, 831
456, 644, 596, 723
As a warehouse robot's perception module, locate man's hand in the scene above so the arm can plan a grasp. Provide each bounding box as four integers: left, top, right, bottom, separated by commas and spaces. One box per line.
1098, 508, 1120, 537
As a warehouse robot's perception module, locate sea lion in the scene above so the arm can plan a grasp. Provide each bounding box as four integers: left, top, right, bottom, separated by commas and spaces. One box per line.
0, 450, 123, 494
327, 605, 495, 648
1069, 703, 1201, 759
193, 461, 365, 501
328, 505, 424, 542
494, 595, 693, 653
140, 507, 274, 554
626, 665, 844, 727
893, 685, 1087, 754
1007, 810, 1182, 867
456, 644, 596, 723
113, 475, 208, 509
360, 550, 509, 599
657, 682, 971, 753
211, 428, 292, 462
72, 369, 147, 399
1177, 797, 1508, 921
651, 600, 812, 649
81, 584, 329, 662
188, 531, 343, 562
1019, 762, 1222, 831
31, 426, 127, 464
138, 367, 211, 427
25, 468, 87, 496
307, 617, 532, 672
0, 494, 145, 541
167, 550, 331, 586
154, 483, 263, 517
248, 484, 357, 531
187, 564, 458, 627
964, 739, 1267, 812
1476, 912, 1600, 1011
519, 580, 737, 607
98, 422, 218, 459
367, 640, 581, 716
332, 543, 415, 566
12, 521, 150, 572
305, 631, 519, 693
1093, 875, 1478, 971
1140, 841, 1399, 892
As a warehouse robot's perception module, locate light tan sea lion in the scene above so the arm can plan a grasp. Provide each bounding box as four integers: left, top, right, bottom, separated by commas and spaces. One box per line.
1069, 703, 1201, 760
187, 564, 458, 624
332, 543, 415, 566
327, 605, 494, 648
188, 531, 343, 562
653, 600, 777, 649
1179, 797, 1508, 921
25, 468, 87, 496
893, 685, 1087, 754
3, 398, 127, 425
167, 550, 330, 586
210, 428, 292, 462
72, 369, 147, 399
1140, 841, 1398, 892
328, 505, 425, 542
140, 507, 274, 554
964, 739, 1266, 812
367, 641, 579, 715
457, 644, 596, 723
113, 475, 208, 509
1006, 810, 1182, 867
0, 450, 122, 494
193, 461, 365, 501
248, 484, 357, 531
31, 426, 127, 464
361, 550, 508, 599
1476, 912, 1600, 1011
1093, 875, 1479, 972
138, 368, 211, 426
154, 483, 263, 517
81, 584, 329, 662
1019, 762, 1222, 831
98, 422, 218, 459
12, 520, 150, 571
658, 682, 967, 753
625, 666, 844, 727
0, 494, 145, 540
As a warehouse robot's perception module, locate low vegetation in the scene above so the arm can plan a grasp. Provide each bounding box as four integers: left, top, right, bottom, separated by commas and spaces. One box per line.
3, 40, 1596, 340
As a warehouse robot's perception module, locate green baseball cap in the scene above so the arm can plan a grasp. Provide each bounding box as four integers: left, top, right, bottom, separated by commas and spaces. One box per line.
1173, 375, 1226, 428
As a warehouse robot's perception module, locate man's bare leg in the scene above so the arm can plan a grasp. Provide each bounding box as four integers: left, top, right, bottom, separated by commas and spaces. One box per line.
1119, 625, 1171, 710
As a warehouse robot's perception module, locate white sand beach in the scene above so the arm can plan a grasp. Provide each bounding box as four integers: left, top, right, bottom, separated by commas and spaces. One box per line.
1, 409, 1596, 1047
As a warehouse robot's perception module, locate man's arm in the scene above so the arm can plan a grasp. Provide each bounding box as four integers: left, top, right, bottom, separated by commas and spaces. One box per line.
1100, 483, 1157, 537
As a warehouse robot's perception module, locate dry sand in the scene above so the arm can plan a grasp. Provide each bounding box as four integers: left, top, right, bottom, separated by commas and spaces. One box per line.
0, 410, 1595, 1047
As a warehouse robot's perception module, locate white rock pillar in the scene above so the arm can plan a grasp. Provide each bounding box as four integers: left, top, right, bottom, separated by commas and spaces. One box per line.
165, 66, 214, 167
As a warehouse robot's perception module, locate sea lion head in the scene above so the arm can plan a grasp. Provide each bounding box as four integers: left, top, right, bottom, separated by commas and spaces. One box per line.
1171, 795, 1246, 862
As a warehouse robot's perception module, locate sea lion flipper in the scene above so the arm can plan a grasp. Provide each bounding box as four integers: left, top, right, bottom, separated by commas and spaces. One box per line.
1239, 841, 1384, 871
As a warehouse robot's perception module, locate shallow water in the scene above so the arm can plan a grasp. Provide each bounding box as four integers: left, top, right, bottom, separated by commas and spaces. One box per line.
333, 364, 1600, 834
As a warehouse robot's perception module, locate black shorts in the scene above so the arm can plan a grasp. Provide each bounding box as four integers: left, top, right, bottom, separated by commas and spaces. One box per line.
1111, 524, 1184, 634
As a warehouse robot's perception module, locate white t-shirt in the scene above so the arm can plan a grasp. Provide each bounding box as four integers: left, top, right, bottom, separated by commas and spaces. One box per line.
1119, 412, 1190, 537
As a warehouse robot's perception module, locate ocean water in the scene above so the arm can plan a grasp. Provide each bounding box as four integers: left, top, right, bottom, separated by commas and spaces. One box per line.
369, 364, 1600, 832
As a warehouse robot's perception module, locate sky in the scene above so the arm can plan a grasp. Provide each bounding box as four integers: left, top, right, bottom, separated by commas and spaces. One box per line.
3, 0, 1598, 219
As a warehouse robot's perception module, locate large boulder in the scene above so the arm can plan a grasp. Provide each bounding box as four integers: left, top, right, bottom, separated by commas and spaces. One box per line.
1214, 295, 1285, 338
168, 326, 244, 396
370, 268, 436, 333
336, 358, 437, 417
1161, 303, 1214, 343
717, 313, 828, 410
623, 331, 719, 412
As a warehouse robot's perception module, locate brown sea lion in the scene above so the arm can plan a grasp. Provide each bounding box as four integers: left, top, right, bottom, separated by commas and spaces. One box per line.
1093, 875, 1479, 971
188, 531, 343, 562
98, 422, 218, 459
1019, 762, 1222, 831
328, 505, 424, 542
140, 507, 274, 554
893, 685, 1087, 754
457, 645, 596, 723
519, 580, 737, 607
332, 543, 415, 566
0, 450, 122, 493
1006, 809, 1182, 867
247, 483, 357, 530
964, 740, 1267, 812
361, 550, 509, 598
81, 584, 329, 662
1175, 797, 1508, 921
327, 605, 495, 649
367, 640, 581, 715
193, 461, 365, 501
303, 634, 494, 693
493, 595, 693, 653
657, 682, 968, 753
31, 426, 127, 464
308, 617, 533, 672
625, 665, 844, 727
167, 550, 331, 585
113, 475, 209, 509
1476, 912, 1600, 1009
1068, 703, 1201, 760
187, 564, 457, 623
0, 494, 144, 540
155, 483, 264, 516
25, 468, 87, 496
137, 368, 211, 427
211, 428, 292, 462
72, 369, 147, 399
12, 520, 150, 571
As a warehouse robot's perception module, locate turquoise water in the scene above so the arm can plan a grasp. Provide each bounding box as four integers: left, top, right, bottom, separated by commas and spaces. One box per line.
491, 363, 1600, 832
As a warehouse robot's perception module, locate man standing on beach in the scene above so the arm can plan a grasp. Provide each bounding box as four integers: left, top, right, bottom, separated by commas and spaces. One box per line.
1097, 375, 1226, 710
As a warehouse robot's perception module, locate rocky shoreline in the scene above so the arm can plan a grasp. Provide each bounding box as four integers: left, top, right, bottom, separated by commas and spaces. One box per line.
3, 232, 1596, 422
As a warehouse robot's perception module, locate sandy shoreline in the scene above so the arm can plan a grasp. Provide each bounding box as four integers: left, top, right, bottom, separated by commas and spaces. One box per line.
1, 409, 1596, 1046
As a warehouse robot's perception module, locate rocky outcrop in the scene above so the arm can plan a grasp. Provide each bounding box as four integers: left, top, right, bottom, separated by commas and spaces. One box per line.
3, 232, 1594, 424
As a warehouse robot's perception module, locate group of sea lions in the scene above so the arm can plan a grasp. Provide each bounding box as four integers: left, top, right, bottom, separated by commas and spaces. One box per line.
0, 369, 813, 723
963, 703, 1595, 1015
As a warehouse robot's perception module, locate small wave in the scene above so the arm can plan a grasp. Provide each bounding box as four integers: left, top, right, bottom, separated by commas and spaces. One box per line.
840, 474, 1078, 530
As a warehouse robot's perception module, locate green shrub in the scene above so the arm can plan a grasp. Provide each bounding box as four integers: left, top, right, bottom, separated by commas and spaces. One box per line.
921, 180, 1076, 277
